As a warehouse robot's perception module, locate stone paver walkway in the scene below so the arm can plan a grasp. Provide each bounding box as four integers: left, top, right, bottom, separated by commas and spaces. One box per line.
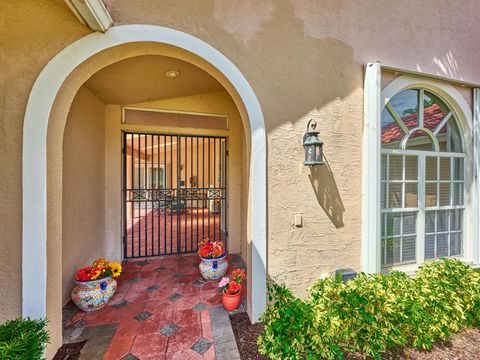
63, 253, 246, 359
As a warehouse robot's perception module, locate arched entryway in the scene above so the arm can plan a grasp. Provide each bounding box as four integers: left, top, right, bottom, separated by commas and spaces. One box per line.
22, 24, 266, 353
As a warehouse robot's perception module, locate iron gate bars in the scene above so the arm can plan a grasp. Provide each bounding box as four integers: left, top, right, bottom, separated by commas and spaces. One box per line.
122, 132, 228, 258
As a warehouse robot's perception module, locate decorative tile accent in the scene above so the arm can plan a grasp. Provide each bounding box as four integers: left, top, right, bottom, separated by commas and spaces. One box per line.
126, 277, 141, 284
76, 324, 118, 360
192, 278, 206, 286
120, 354, 139, 360
167, 293, 182, 302
155, 266, 166, 272
192, 302, 207, 312
137, 260, 149, 267
134, 311, 152, 322
111, 300, 128, 309
159, 323, 179, 337
173, 272, 183, 279
146, 284, 159, 292
176, 257, 186, 262
191, 337, 212, 355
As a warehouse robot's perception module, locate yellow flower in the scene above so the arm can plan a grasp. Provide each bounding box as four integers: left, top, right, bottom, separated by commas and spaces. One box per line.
108, 262, 122, 278
93, 258, 108, 268
90, 268, 102, 280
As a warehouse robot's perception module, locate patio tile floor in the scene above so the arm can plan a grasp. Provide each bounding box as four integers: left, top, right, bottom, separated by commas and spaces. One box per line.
63, 253, 246, 359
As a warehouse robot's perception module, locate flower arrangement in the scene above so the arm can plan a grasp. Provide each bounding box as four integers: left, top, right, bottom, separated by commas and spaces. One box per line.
75, 258, 122, 281
198, 238, 225, 259
218, 269, 246, 295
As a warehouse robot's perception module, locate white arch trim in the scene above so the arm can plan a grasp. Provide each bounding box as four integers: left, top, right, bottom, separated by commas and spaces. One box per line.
362, 69, 479, 273
23, 24, 267, 321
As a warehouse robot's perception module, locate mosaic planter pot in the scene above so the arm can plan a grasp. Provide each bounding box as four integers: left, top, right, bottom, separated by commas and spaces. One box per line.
222, 292, 241, 311
199, 254, 228, 280
71, 277, 117, 312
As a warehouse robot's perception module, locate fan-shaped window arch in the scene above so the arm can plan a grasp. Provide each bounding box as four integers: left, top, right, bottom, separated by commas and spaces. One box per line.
380, 88, 465, 268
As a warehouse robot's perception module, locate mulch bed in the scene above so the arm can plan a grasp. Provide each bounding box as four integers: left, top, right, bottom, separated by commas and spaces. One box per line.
230, 312, 480, 360
230, 312, 266, 360
52, 340, 87, 360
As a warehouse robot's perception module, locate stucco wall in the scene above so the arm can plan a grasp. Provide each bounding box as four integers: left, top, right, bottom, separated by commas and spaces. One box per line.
0, 0, 90, 327
62, 87, 106, 305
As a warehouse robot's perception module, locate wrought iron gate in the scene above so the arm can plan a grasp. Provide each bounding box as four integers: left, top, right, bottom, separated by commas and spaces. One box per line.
122, 132, 228, 258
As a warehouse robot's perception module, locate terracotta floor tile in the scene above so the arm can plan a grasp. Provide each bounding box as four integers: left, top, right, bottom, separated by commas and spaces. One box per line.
202, 346, 216, 360
82, 305, 117, 325
166, 324, 202, 354
166, 349, 203, 360
131, 332, 168, 358
103, 334, 135, 360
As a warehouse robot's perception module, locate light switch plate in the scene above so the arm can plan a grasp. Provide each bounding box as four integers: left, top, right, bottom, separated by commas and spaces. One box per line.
294, 214, 302, 227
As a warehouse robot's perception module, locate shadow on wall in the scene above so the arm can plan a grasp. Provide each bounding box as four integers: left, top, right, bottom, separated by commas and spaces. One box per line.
308, 156, 345, 229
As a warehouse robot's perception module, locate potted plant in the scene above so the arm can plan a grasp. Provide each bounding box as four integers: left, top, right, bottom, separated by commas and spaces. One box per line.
218, 269, 246, 311
71, 258, 122, 312
197, 238, 228, 280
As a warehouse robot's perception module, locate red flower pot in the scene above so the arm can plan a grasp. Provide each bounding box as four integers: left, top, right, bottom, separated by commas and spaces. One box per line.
222, 292, 241, 311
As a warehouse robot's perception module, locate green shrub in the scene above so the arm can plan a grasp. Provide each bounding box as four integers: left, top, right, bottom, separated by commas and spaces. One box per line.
258, 258, 480, 359
0, 318, 49, 360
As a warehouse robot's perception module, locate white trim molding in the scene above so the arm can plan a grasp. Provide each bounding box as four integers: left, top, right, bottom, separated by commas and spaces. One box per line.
22, 24, 267, 322
362, 67, 479, 272
362, 62, 382, 273
64, 0, 113, 32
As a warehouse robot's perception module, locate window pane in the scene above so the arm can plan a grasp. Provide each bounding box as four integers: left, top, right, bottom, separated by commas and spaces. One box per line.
381, 108, 404, 148
389, 183, 402, 208
453, 183, 464, 205
425, 211, 435, 233
437, 234, 448, 257
425, 235, 435, 259
425, 183, 437, 207
453, 158, 464, 180
405, 183, 418, 208
438, 118, 463, 153
381, 154, 387, 180
381, 182, 387, 208
390, 89, 419, 125
406, 130, 435, 151
403, 212, 416, 234
405, 156, 418, 180
385, 213, 402, 237
384, 237, 401, 265
439, 157, 451, 181
439, 183, 451, 206
450, 232, 462, 256
423, 91, 449, 132
402, 236, 416, 262
450, 210, 462, 231
426, 157, 437, 180
437, 210, 448, 232
389, 155, 403, 180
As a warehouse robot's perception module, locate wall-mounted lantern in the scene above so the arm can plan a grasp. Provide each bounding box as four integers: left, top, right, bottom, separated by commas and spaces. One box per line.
303, 119, 324, 166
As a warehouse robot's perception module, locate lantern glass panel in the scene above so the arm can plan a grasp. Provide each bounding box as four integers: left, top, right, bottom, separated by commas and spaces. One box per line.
315, 144, 322, 162
305, 144, 315, 163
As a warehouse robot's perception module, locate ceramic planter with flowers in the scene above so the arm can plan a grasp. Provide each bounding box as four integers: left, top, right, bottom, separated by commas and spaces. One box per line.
197, 238, 228, 280
218, 269, 246, 311
71, 258, 122, 312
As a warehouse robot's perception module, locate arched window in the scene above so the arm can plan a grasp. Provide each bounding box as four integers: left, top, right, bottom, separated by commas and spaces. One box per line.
380, 88, 465, 268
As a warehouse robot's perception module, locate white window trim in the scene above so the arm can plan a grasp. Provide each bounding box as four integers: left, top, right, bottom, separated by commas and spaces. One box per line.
362, 63, 480, 273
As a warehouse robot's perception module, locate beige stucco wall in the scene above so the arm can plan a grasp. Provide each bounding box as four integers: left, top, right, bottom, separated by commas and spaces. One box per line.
3, 1, 480, 357
62, 87, 106, 305
0, 0, 90, 335
104, 91, 246, 262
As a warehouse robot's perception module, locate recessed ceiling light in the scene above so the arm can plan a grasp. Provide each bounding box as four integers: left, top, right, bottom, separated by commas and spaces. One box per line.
165, 70, 180, 78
